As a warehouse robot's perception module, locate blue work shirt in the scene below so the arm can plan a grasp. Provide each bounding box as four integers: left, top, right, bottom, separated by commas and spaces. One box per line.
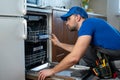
78, 18, 120, 50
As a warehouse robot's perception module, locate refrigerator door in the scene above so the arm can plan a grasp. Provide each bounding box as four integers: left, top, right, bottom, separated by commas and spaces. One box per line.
0, 17, 26, 80
0, 0, 26, 16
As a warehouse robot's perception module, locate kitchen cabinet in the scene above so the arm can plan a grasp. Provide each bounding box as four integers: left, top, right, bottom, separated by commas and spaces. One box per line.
52, 9, 77, 62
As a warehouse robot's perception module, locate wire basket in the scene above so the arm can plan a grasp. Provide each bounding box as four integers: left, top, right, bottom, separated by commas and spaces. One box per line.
27, 30, 49, 42
25, 50, 46, 67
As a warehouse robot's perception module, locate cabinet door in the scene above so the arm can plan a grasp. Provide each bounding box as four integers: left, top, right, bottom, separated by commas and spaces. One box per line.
52, 10, 77, 62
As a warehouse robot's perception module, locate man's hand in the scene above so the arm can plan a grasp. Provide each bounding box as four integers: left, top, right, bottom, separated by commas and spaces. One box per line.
38, 69, 55, 80
51, 34, 61, 46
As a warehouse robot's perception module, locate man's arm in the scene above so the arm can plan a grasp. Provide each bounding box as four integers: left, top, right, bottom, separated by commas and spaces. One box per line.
58, 42, 74, 52
38, 35, 92, 80
51, 34, 74, 52
52, 35, 91, 73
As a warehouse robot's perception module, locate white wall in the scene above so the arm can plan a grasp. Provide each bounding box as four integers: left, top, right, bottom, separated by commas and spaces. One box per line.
89, 0, 120, 31
39, 0, 82, 9
89, 0, 107, 16
107, 0, 120, 30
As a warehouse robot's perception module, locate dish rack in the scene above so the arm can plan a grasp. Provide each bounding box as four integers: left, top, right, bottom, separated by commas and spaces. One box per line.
25, 50, 47, 69
27, 30, 50, 43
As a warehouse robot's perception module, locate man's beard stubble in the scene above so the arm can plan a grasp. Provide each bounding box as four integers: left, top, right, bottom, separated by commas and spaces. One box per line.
69, 25, 78, 32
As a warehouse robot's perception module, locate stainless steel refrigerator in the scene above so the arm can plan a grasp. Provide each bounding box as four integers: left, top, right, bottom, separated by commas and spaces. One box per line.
0, 0, 27, 80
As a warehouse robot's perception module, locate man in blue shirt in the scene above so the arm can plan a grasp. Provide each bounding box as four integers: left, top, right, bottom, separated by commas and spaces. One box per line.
38, 6, 120, 80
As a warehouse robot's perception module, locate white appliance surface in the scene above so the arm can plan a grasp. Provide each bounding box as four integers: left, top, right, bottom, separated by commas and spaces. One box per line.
0, 0, 26, 80
31, 63, 49, 71
0, 17, 26, 80
0, 0, 26, 16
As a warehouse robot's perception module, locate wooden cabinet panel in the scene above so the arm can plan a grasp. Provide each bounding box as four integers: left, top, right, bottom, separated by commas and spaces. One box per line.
52, 10, 77, 62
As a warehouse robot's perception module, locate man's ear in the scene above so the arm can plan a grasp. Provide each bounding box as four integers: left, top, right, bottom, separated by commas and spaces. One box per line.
76, 15, 81, 21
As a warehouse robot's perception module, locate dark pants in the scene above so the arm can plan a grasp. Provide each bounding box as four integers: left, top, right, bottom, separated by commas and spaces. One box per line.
82, 46, 120, 67
96, 47, 120, 60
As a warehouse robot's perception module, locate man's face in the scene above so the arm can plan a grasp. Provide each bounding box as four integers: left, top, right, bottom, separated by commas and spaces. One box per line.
65, 15, 78, 31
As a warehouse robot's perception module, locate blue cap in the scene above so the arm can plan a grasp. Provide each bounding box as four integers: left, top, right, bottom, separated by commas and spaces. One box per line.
61, 6, 88, 21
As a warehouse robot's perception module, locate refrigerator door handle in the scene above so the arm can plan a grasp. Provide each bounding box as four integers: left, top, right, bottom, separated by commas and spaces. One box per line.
22, 19, 27, 39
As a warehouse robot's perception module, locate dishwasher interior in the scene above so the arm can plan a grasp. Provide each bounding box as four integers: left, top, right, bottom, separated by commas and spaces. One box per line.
24, 10, 51, 71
